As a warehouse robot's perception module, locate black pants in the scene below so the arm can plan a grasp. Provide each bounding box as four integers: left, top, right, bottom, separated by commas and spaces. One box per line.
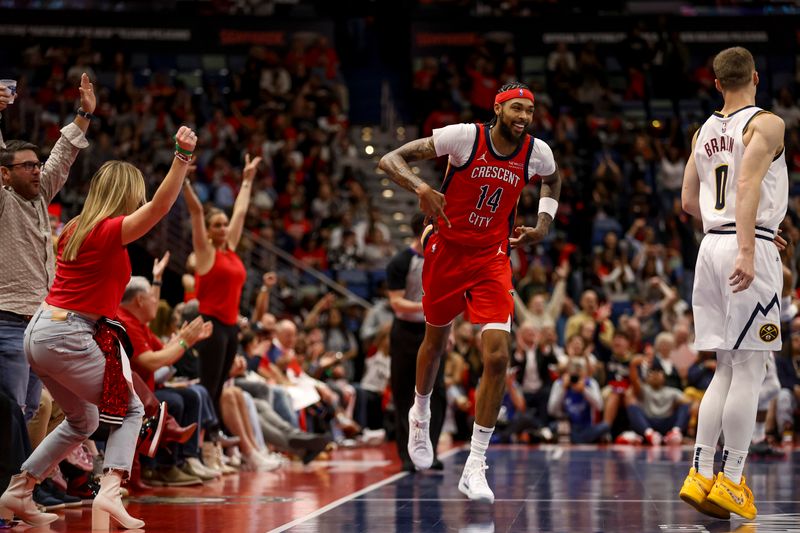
390, 319, 446, 465
155, 387, 202, 462
195, 315, 239, 414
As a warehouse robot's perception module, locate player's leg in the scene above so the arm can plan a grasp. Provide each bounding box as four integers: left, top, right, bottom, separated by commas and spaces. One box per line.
705, 350, 767, 519
409, 232, 464, 470
457, 323, 510, 504
693, 351, 733, 475
407, 323, 451, 470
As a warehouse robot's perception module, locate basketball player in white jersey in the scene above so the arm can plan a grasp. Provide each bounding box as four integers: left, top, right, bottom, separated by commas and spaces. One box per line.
678, 47, 788, 520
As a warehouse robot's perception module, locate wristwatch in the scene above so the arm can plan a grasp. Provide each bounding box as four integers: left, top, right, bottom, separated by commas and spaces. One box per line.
76, 108, 95, 120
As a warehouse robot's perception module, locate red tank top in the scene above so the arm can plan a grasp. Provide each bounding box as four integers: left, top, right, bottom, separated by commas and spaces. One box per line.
437, 124, 536, 248
197, 248, 247, 325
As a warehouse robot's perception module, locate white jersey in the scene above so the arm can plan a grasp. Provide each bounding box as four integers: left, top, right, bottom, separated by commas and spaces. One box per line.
691, 105, 788, 352
693, 105, 788, 233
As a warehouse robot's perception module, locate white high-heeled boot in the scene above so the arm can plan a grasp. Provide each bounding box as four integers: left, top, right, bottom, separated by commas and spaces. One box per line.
0, 472, 59, 526
91, 471, 145, 530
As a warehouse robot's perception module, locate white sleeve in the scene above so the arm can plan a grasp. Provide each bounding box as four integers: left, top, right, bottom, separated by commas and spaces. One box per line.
527, 138, 557, 178
432, 123, 478, 168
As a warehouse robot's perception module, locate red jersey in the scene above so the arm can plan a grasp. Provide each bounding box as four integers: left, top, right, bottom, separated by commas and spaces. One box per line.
433, 123, 555, 248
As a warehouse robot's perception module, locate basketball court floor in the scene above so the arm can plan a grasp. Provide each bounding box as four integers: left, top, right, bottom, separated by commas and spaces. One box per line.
35, 444, 800, 532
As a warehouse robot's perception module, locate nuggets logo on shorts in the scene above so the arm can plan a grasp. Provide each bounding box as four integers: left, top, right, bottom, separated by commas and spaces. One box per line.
759, 323, 779, 342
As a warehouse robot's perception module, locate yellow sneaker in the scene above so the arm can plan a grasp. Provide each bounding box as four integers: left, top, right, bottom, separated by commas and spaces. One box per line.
706, 473, 757, 520
679, 468, 731, 519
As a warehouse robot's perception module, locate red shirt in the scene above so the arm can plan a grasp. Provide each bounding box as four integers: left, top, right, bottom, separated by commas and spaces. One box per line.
47, 216, 131, 318
197, 248, 246, 325
117, 306, 163, 391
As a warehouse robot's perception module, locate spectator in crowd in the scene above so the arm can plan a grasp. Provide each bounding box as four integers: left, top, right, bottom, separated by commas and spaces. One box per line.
627, 355, 690, 446
776, 317, 800, 444
0, 126, 196, 529
0, 74, 93, 424
117, 275, 219, 485
510, 321, 559, 441
182, 154, 261, 413
565, 290, 615, 352
649, 332, 683, 389
548, 349, 609, 444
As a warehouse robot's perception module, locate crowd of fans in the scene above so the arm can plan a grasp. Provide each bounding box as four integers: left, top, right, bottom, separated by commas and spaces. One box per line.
1, 23, 800, 512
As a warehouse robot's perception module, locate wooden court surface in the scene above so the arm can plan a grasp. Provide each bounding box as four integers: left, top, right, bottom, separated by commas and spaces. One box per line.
26, 443, 800, 532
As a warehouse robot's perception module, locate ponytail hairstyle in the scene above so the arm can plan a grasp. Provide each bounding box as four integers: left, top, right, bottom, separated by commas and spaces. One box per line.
484, 81, 532, 127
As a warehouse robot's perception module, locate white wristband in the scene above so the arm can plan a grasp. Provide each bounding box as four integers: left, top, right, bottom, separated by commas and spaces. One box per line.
538, 197, 559, 219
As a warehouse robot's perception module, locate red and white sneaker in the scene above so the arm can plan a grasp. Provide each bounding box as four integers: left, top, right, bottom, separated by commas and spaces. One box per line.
614, 431, 643, 445
645, 430, 662, 446
664, 428, 683, 445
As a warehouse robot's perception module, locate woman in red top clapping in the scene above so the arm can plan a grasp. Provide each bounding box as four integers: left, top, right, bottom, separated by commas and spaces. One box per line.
0, 127, 197, 531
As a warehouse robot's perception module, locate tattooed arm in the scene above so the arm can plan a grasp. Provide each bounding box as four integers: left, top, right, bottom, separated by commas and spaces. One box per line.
378, 137, 436, 193
379, 137, 451, 229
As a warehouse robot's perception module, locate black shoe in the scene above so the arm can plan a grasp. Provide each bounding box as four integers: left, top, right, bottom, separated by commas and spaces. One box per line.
33, 484, 66, 512
41, 478, 82, 508
290, 432, 332, 465
430, 459, 444, 471
749, 439, 785, 458
137, 401, 168, 458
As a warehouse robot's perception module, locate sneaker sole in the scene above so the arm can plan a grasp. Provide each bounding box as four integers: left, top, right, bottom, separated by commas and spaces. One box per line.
146, 402, 168, 458
679, 491, 730, 519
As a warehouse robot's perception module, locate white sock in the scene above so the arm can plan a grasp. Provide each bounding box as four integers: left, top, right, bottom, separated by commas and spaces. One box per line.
693, 444, 716, 479
468, 423, 494, 462
752, 420, 766, 444
411, 388, 431, 420
722, 447, 747, 485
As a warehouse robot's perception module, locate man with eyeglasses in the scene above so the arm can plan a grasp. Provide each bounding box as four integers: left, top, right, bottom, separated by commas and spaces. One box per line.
0, 73, 95, 426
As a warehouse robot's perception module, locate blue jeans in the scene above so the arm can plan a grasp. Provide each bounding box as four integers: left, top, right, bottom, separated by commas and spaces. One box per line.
0, 316, 42, 421
570, 422, 611, 444
21, 307, 143, 479
627, 403, 690, 436
154, 387, 202, 463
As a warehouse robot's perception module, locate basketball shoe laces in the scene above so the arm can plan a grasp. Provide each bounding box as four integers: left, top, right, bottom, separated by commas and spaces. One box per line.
410, 416, 430, 451
463, 458, 490, 492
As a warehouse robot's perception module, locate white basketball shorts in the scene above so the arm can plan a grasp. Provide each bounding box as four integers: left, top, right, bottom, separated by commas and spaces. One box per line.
692, 230, 783, 351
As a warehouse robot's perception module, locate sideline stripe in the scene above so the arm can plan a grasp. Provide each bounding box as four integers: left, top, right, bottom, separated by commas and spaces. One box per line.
268, 446, 466, 532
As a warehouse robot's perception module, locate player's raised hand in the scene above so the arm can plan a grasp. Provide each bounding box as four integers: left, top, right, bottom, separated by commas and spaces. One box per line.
416, 182, 450, 232
729, 251, 755, 293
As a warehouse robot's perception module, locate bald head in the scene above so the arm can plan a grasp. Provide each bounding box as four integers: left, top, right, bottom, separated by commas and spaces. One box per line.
276, 319, 298, 349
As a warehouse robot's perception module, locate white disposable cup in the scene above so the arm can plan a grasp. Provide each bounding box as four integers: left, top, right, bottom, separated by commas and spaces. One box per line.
0, 80, 17, 104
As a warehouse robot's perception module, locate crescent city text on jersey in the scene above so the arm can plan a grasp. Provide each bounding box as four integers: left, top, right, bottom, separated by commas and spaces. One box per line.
703, 134, 734, 157
470, 165, 521, 187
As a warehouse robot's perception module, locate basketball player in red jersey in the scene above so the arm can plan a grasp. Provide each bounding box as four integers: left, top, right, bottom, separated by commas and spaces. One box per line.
379, 82, 561, 502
